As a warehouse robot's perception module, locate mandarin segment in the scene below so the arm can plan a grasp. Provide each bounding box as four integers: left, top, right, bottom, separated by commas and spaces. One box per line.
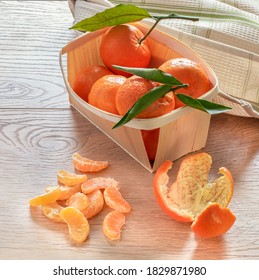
60, 207, 90, 242
103, 210, 126, 241
57, 169, 87, 186
104, 185, 131, 213
81, 177, 119, 194
81, 190, 104, 219
72, 153, 109, 173
29, 186, 61, 207
42, 202, 64, 223
67, 192, 90, 211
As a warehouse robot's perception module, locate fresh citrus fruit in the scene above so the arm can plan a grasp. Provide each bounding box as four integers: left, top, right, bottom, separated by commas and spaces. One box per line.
72, 65, 112, 102
100, 24, 151, 77
103, 210, 126, 241
153, 153, 235, 238
67, 192, 90, 211
104, 185, 131, 213
159, 58, 212, 108
42, 202, 64, 223
57, 170, 87, 186
29, 186, 61, 207
60, 206, 90, 242
81, 190, 104, 219
81, 177, 119, 194
46, 184, 82, 201
72, 152, 109, 173
116, 75, 175, 118
141, 128, 159, 161
191, 203, 236, 238
88, 75, 126, 114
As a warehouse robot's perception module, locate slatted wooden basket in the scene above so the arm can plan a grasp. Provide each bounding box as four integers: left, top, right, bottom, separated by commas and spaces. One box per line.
60, 23, 219, 172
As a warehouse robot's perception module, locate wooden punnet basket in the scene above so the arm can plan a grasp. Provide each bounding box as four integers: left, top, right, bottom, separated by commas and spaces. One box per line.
59, 23, 219, 173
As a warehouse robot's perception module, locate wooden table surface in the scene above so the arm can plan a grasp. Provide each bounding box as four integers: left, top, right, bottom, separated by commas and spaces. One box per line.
1, 0, 259, 260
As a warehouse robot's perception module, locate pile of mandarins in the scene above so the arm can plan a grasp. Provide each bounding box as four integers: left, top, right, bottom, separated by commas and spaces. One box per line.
72, 24, 213, 161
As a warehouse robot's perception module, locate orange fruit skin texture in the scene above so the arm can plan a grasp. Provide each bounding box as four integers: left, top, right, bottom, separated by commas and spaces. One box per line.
159, 58, 213, 108
116, 75, 175, 118
88, 75, 127, 114
191, 203, 236, 238
100, 24, 151, 77
72, 65, 112, 102
153, 153, 236, 238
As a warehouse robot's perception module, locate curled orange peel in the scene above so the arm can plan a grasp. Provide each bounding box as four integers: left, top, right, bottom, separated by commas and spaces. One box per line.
153, 153, 236, 238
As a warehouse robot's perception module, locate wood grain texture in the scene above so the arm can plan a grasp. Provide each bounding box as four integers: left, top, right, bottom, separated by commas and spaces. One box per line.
0, 1, 259, 260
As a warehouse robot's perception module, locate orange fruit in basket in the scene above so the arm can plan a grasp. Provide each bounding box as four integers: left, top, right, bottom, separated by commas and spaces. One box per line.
81, 177, 118, 194
88, 75, 126, 114
72, 65, 112, 102
60, 206, 90, 242
57, 170, 87, 186
116, 75, 175, 118
104, 185, 131, 213
103, 210, 126, 240
72, 152, 108, 172
159, 58, 212, 108
100, 24, 151, 77
153, 153, 236, 238
81, 190, 104, 219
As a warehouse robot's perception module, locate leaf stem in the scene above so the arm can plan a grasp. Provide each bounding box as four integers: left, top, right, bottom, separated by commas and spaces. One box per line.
138, 14, 199, 45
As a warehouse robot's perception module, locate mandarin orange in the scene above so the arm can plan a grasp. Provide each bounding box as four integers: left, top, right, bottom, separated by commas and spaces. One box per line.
159, 58, 212, 108
100, 24, 151, 77
72, 65, 112, 102
88, 74, 126, 114
116, 75, 175, 118
103, 210, 126, 241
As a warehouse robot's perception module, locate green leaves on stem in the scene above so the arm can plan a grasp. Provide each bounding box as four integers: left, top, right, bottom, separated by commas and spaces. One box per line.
70, 4, 199, 33
111, 66, 231, 129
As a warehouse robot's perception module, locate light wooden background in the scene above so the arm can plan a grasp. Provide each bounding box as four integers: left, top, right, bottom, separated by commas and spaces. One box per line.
0, 0, 259, 260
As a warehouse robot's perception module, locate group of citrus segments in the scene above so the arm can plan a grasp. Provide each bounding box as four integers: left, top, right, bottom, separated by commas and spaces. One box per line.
29, 152, 236, 243
29, 153, 131, 242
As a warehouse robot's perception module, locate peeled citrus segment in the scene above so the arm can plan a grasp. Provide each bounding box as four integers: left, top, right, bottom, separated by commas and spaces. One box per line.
67, 192, 89, 211
81, 190, 104, 219
154, 153, 234, 223
72, 153, 108, 173
45, 184, 82, 201
57, 170, 87, 186
104, 186, 131, 213
103, 210, 126, 241
60, 206, 90, 242
191, 203, 236, 238
81, 177, 118, 194
42, 202, 64, 222
29, 186, 61, 207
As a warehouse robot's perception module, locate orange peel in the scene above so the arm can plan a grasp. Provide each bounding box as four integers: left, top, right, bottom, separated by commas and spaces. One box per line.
153, 153, 236, 238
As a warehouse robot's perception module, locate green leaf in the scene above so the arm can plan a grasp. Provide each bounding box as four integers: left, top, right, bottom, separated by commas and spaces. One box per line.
113, 84, 172, 129
176, 94, 232, 114
112, 65, 183, 86
70, 4, 152, 32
